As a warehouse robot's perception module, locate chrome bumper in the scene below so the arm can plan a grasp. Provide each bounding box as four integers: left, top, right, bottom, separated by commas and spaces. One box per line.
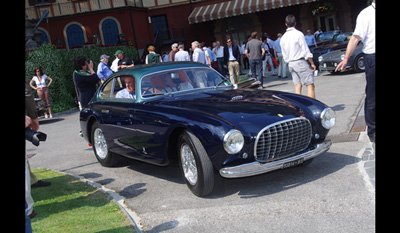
219, 140, 332, 178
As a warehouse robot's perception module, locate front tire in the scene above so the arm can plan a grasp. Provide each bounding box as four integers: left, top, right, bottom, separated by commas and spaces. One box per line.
353, 54, 365, 72
178, 131, 214, 197
91, 121, 119, 167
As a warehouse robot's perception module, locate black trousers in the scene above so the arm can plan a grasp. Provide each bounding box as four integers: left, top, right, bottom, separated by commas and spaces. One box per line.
364, 53, 375, 138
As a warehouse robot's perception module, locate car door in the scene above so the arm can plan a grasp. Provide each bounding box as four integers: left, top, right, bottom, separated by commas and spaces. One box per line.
98, 75, 141, 157
98, 74, 168, 164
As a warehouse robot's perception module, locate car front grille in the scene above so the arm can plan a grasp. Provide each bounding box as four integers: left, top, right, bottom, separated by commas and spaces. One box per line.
254, 118, 312, 162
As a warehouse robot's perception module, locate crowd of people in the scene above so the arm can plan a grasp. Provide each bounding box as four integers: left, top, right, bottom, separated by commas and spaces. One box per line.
69, 19, 329, 110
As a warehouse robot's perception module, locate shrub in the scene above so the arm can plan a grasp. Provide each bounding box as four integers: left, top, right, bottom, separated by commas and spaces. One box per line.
25, 43, 138, 113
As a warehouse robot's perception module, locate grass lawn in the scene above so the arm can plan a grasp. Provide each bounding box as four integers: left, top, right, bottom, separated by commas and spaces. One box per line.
30, 168, 135, 233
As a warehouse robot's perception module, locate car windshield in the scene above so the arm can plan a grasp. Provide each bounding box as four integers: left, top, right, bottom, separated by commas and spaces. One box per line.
331, 32, 353, 43
316, 31, 337, 42
140, 67, 231, 98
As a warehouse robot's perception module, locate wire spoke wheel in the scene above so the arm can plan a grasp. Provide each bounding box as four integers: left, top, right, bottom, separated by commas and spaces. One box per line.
180, 143, 198, 185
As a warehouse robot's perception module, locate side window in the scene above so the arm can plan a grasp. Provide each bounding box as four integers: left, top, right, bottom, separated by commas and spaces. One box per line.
99, 78, 114, 99
99, 75, 134, 100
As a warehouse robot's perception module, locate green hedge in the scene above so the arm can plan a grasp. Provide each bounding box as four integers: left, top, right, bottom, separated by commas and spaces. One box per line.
25, 43, 138, 113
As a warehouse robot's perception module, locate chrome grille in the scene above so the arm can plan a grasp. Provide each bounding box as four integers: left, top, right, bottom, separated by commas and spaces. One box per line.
254, 118, 312, 162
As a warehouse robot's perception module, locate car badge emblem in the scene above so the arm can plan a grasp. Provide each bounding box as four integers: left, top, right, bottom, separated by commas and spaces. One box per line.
231, 95, 243, 101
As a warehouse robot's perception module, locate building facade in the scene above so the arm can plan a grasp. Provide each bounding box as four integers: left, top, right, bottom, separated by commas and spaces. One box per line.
26, 0, 368, 56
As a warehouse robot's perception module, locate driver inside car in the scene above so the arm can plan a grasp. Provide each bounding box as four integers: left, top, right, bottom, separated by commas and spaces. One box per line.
116, 76, 136, 99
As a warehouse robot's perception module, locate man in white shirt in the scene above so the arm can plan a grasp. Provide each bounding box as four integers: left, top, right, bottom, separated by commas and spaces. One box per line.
110, 50, 122, 72
280, 14, 316, 98
213, 41, 226, 76
191, 41, 206, 64
174, 43, 190, 61
336, 0, 375, 142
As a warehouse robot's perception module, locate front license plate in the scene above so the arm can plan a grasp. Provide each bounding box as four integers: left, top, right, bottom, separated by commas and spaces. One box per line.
282, 158, 304, 169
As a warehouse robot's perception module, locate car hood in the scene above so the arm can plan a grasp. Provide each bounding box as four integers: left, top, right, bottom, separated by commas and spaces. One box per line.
152, 88, 307, 135
321, 48, 346, 60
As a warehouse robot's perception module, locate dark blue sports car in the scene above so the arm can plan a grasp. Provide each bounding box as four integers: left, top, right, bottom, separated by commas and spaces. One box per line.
80, 62, 335, 196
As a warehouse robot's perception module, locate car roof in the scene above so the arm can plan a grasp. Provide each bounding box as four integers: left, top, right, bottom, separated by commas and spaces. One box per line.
113, 61, 209, 79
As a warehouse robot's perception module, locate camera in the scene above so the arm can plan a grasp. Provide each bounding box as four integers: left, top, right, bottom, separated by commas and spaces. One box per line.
25, 128, 47, 146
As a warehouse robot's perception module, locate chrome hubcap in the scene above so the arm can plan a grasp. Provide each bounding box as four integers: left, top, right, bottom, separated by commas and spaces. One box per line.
94, 128, 108, 159
180, 143, 198, 185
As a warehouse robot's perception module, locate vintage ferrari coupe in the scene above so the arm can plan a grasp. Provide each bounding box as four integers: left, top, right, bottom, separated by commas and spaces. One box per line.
80, 62, 335, 196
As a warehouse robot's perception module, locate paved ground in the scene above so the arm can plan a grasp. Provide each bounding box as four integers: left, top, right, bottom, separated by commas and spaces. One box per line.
28, 70, 375, 232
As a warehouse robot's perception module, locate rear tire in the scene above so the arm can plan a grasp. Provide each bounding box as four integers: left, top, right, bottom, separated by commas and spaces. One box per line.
91, 121, 119, 167
178, 130, 214, 197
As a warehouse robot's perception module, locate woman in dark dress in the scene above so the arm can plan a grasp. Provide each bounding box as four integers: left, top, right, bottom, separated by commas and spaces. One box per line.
73, 56, 100, 109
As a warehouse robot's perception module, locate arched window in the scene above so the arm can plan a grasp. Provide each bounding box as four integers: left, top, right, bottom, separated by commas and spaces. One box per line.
66, 24, 85, 49
37, 28, 49, 44
101, 18, 120, 45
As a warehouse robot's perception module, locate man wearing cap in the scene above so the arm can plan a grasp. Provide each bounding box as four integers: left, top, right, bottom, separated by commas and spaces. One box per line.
97, 54, 113, 81
117, 50, 134, 70
111, 50, 123, 72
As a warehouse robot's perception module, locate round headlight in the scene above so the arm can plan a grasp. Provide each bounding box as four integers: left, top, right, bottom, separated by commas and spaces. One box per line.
340, 54, 346, 61
320, 108, 336, 129
223, 130, 244, 154
318, 56, 323, 63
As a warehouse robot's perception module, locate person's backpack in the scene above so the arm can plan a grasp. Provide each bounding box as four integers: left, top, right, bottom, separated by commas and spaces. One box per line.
147, 53, 160, 64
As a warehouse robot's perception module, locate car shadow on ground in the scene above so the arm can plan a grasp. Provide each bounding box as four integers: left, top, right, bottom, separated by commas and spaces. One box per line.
38, 117, 64, 125
120, 149, 358, 199
124, 158, 185, 185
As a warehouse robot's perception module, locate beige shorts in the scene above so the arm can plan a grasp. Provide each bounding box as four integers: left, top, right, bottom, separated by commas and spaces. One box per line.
288, 59, 314, 85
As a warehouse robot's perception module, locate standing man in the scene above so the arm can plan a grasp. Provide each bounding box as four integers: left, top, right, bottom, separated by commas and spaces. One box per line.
192, 41, 206, 64
202, 42, 213, 67
280, 14, 316, 98
305, 29, 317, 48
169, 43, 179, 61
97, 54, 113, 81
117, 51, 135, 70
110, 50, 122, 72
262, 36, 276, 77
174, 43, 190, 61
336, 0, 375, 143
245, 32, 265, 86
274, 33, 288, 79
213, 41, 226, 76
223, 38, 241, 87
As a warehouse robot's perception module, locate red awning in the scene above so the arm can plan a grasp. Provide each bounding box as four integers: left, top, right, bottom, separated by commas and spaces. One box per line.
188, 0, 317, 24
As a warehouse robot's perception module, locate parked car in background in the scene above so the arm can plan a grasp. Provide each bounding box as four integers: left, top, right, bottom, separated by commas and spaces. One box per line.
319, 42, 365, 73
312, 32, 353, 68
79, 62, 335, 197
309, 30, 341, 52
